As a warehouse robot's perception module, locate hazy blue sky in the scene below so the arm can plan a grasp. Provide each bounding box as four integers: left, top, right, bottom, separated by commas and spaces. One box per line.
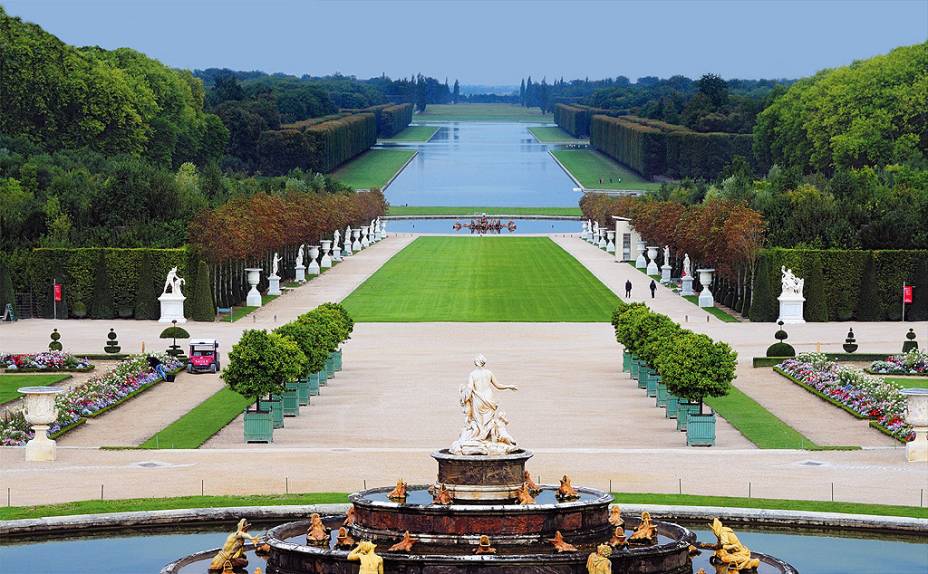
5, 0, 926, 84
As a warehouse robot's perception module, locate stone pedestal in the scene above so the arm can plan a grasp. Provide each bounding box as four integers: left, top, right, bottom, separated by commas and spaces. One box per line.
332, 238, 343, 262
19, 386, 63, 461
380, 220, 388, 239
681, 275, 694, 296
580, 221, 589, 240
432, 449, 533, 502
294, 265, 306, 283
696, 268, 715, 307
361, 226, 370, 248
635, 242, 647, 269
343, 229, 353, 256
661, 263, 672, 284
245, 268, 263, 307
320, 240, 332, 269
352, 229, 362, 252
267, 274, 281, 296
606, 230, 616, 254
597, 229, 607, 250
307, 246, 320, 276
590, 224, 599, 244
901, 389, 928, 462
646, 246, 659, 275
777, 293, 806, 324
158, 292, 186, 324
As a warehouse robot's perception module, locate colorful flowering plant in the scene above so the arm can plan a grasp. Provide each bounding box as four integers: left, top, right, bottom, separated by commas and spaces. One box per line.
869, 350, 928, 375
0, 354, 182, 446
0, 352, 92, 371
778, 353, 912, 442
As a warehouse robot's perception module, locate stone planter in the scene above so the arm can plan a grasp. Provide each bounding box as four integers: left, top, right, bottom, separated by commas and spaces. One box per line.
352, 228, 362, 252
268, 395, 284, 428
244, 268, 263, 307
622, 350, 633, 373
307, 246, 321, 276
325, 353, 336, 378
656, 382, 669, 408
320, 240, 333, 269
636, 362, 648, 389
630, 358, 641, 380
606, 230, 616, 254
635, 241, 647, 269
665, 394, 679, 419
686, 412, 716, 446
646, 369, 659, 398
901, 388, 928, 462
308, 372, 321, 396
318, 367, 328, 387
18, 386, 63, 461
244, 408, 273, 443
297, 378, 310, 406
697, 268, 715, 308
676, 401, 700, 431
283, 383, 300, 417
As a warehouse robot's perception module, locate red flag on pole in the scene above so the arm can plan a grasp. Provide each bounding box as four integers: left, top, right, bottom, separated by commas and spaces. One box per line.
54, 283, 62, 302
902, 285, 913, 304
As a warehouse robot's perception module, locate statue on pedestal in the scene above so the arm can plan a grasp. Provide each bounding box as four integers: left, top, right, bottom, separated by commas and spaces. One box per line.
295, 245, 305, 268
271, 253, 282, 276
698, 518, 760, 572
780, 266, 804, 296
663, 245, 670, 265
682, 253, 691, 277
162, 266, 185, 296
208, 518, 259, 573
451, 355, 519, 455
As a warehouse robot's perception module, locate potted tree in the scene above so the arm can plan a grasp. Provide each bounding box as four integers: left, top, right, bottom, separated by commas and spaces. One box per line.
222, 329, 306, 443
298, 309, 342, 386
615, 305, 650, 386
636, 315, 680, 400
655, 332, 736, 446
275, 321, 328, 407
317, 302, 354, 371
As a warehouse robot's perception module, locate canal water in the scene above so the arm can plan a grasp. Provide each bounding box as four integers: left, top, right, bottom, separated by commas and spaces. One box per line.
381, 123, 578, 207
386, 217, 579, 234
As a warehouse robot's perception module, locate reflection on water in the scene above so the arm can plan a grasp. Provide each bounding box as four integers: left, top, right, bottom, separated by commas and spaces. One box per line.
387, 218, 579, 234
383, 123, 578, 207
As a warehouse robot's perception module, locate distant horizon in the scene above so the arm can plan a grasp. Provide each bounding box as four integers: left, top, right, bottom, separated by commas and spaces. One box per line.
3, 0, 926, 85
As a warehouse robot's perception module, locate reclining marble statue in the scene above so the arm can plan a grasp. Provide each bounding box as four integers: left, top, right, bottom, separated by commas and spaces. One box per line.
450, 354, 519, 455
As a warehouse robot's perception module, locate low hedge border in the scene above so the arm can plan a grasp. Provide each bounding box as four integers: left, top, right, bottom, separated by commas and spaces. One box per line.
78, 354, 133, 361
48, 418, 86, 439
869, 420, 906, 444
754, 353, 890, 368
772, 366, 869, 421
85, 380, 163, 419
2, 366, 94, 373
864, 369, 925, 377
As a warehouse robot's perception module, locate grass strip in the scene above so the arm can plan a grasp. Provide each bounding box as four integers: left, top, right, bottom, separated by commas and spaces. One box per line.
883, 376, 928, 389
381, 126, 438, 142
705, 386, 824, 449
330, 149, 416, 190
527, 126, 582, 143
342, 237, 620, 322
388, 206, 582, 216
682, 295, 740, 322
230, 294, 279, 322
0, 374, 70, 405
414, 103, 552, 122
139, 388, 252, 449
551, 149, 662, 191
2, 491, 924, 521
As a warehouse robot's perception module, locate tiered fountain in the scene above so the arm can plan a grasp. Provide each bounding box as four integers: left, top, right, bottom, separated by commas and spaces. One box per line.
166, 355, 797, 574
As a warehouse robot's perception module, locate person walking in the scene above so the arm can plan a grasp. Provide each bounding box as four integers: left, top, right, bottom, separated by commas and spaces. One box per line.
649, 279, 657, 299
624, 280, 632, 298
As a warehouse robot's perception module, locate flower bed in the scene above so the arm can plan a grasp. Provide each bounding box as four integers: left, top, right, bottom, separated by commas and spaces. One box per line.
776, 353, 912, 442
868, 350, 928, 376
0, 354, 182, 446
0, 352, 93, 372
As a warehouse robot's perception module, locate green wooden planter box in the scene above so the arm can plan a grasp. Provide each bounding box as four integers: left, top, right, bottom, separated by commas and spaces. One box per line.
665, 395, 679, 419
334, 349, 343, 371
645, 369, 658, 397
630, 358, 641, 380
308, 372, 321, 396
687, 412, 716, 446
318, 367, 328, 387
243, 409, 273, 443
268, 395, 284, 428
622, 350, 632, 373
675, 402, 701, 431
297, 378, 310, 406
325, 354, 336, 378
655, 382, 668, 408
283, 383, 300, 417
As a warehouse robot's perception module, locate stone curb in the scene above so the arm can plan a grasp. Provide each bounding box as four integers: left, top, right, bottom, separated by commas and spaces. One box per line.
2, 503, 924, 538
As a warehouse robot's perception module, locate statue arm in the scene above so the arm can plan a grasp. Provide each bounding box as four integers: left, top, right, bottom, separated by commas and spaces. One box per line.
347, 547, 360, 561
490, 372, 517, 391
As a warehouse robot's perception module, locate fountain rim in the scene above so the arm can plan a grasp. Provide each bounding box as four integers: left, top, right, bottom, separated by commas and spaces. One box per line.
349, 483, 613, 512
430, 447, 533, 462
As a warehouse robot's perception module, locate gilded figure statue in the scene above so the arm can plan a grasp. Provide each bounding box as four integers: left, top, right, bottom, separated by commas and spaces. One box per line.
431, 483, 453, 505
474, 534, 496, 555
586, 544, 613, 574
523, 470, 541, 494
336, 526, 355, 549
608, 506, 624, 528
208, 518, 260, 573
451, 355, 519, 455
515, 481, 536, 504
608, 527, 626, 547
306, 512, 329, 545
347, 540, 384, 574
389, 530, 416, 552
698, 518, 760, 572
343, 505, 357, 526
628, 511, 657, 544
556, 475, 580, 501
388, 479, 407, 501
548, 530, 578, 553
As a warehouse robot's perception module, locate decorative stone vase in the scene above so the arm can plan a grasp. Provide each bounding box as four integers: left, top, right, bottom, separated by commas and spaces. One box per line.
635, 242, 647, 269
676, 402, 701, 431
580, 221, 589, 240
686, 412, 716, 446
307, 246, 321, 276
243, 408, 273, 443
343, 228, 354, 256
696, 268, 715, 307
380, 220, 388, 239
297, 377, 310, 406
283, 382, 300, 417
656, 382, 669, 408
244, 268, 263, 307
646, 246, 659, 275
665, 394, 679, 419
267, 274, 281, 296
308, 372, 321, 396
901, 389, 928, 462
589, 223, 598, 244
268, 395, 284, 428
660, 263, 671, 284
294, 264, 306, 283
680, 275, 695, 296
606, 231, 616, 254
320, 240, 333, 269
597, 229, 607, 250
361, 226, 370, 249
352, 228, 362, 252
19, 386, 63, 461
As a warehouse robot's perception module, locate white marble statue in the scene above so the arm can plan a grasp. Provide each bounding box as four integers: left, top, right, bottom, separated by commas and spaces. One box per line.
295, 245, 305, 268
451, 355, 519, 456
780, 266, 804, 296
682, 253, 691, 277
663, 245, 670, 264
271, 252, 282, 276
162, 266, 185, 296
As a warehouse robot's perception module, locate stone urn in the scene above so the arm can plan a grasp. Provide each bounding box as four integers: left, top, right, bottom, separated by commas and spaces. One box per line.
606, 230, 616, 254
352, 228, 362, 252
244, 268, 263, 307
696, 268, 715, 307
635, 241, 647, 269
597, 229, 607, 250
901, 389, 928, 462
646, 246, 659, 275
343, 228, 353, 256
361, 226, 371, 248
332, 233, 343, 262
18, 386, 63, 461
307, 245, 320, 276
580, 221, 589, 240
380, 220, 388, 239
320, 240, 333, 269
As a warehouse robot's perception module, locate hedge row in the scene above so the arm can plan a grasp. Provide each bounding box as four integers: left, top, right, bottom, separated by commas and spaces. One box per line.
553, 104, 623, 137
589, 115, 754, 180
749, 248, 928, 322
379, 103, 414, 137
257, 113, 378, 175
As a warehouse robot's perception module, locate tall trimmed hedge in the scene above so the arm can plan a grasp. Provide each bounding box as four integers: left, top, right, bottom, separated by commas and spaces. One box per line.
749, 248, 927, 322
554, 104, 622, 137
379, 103, 413, 137
257, 113, 378, 175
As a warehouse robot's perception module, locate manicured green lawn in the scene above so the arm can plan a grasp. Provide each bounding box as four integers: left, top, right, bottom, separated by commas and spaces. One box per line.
415, 103, 552, 122
387, 206, 582, 216
139, 388, 252, 449
331, 149, 416, 190
551, 149, 662, 191
3, 491, 924, 521
682, 295, 740, 322
0, 374, 70, 405
527, 126, 583, 143
381, 126, 438, 142
342, 237, 620, 322
705, 386, 828, 449
229, 294, 279, 322
884, 376, 928, 389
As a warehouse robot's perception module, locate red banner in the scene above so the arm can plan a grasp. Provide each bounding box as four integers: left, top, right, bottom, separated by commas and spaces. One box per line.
54, 283, 62, 302
903, 285, 913, 304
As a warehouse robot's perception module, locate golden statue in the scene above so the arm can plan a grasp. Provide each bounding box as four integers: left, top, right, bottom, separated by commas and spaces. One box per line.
336, 526, 355, 549
254, 569, 263, 574
347, 540, 384, 574
586, 544, 613, 574
608, 527, 626, 547
556, 475, 580, 501
344, 505, 357, 526
516, 481, 536, 504
208, 518, 260, 573
608, 506, 624, 528
474, 534, 496, 555
548, 530, 578, 553
628, 511, 657, 544
699, 518, 760, 572
388, 479, 408, 501
523, 470, 541, 495
389, 530, 416, 552
306, 512, 329, 545
432, 483, 453, 505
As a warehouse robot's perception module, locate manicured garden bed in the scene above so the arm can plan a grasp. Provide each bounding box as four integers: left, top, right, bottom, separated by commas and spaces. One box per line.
1, 352, 93, 372
705, 385, 822, 449
681, 295, 740, 322
868, 350, 927, 376
229, 294, 279, 322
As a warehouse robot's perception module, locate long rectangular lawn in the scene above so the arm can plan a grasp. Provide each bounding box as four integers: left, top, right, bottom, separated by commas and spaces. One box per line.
551, 149, 662, 191
342, 237, 619, 321
330, 149, 416, 190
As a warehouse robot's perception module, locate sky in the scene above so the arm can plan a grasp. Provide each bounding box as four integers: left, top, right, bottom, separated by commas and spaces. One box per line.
4, 0, 927, 85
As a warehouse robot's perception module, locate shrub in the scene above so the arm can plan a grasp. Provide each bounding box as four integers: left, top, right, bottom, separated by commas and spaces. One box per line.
48, 328, 62, 351
803, 254, 828, 322
766, 342, 795, 357
655, 332, 736, 411
909, 259, 928, 321
89, 253, 114, 319
104, 329, 121, 354
222, 329, 306, 410
274, 321, 329, 375
134, 253, 158, 320
190, 259, 215, 322
0, 260, 14, 312
857, 254, 881, 320
748, 256, 774, 322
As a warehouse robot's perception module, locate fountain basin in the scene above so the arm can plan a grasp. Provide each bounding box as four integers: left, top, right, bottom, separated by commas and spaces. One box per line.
432, 448, 533, 501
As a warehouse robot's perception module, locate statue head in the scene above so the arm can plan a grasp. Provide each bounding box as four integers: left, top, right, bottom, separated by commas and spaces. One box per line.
356, 540, 376, 554
474, 354, 487, 367
236, 518, 251, 532
597, 544, 612, 557
478, 534, 491, 547
641, 511, 651, 523
710, 517, 725, 538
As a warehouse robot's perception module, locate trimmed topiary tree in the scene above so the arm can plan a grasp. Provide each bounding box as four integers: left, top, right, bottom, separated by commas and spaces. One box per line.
48, 328, 62, 351
160, 326, 190, 357
749, 256, 774, 322
655, 332, 736, 414
803, 255, 828, 322
134, 254, 158, 320
765, 321, 795, 357
909, 259, 928, 322
190, 259, 215, 322
856, 254, 881, 321
104, 328, 121, 354
89, 253, 114, 319
902, 329, 918, 353
222, 329, 307, 412
842, 328, 858, 353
